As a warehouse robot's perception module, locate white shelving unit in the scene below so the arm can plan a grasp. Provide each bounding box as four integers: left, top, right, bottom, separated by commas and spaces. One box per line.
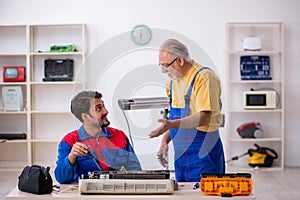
225, 22, 284, 170
0, 24, 86, 168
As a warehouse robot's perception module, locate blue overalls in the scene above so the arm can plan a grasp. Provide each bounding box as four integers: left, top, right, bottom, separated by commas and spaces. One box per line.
169, 67, 225, 182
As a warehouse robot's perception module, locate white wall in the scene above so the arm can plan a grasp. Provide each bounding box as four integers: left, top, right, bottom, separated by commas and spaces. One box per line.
0, 0, 299, 167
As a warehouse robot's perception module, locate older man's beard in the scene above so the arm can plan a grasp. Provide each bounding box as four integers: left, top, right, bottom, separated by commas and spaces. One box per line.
168, 70, 182, 80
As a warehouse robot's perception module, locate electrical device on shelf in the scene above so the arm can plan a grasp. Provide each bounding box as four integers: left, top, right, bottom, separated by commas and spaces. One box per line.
0, 133, 26, 140
49, 44, 76, 52
240, 55, 271, 80
237, 122, 263, 138
43, 59, 74, 81
226, 143, 278, 168
242, 37, 262, 51
2, 86, 23, 111
2, 66, 26, 82
244, 90, 277, 109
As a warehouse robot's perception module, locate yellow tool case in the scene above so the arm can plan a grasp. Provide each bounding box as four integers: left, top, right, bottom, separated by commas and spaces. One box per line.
200, 173, 252, 197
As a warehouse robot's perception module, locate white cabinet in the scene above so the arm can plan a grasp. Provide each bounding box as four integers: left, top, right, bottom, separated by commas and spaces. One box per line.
225, 22, 284, 170
0, 24, 86, 168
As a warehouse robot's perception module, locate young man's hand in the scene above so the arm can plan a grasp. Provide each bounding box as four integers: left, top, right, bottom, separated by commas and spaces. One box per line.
68, 142, 88, 165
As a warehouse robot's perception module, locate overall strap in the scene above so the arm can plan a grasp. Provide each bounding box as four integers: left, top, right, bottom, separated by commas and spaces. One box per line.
168, 79, 173, 105
168, 67, 211, 106
184, 67, 211, 103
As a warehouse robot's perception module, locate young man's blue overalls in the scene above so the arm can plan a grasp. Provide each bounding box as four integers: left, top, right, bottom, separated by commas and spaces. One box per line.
169, 67, 225, 182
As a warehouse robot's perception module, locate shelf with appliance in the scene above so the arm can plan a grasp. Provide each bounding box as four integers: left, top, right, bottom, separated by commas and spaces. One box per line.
0, 24, 86, 168
28, 24, 86, 167
225, 22, 284, 170
0, 25, 29, 168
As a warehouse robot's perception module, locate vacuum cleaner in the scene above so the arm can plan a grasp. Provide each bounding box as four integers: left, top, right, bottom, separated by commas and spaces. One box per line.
227, 143, 278, 167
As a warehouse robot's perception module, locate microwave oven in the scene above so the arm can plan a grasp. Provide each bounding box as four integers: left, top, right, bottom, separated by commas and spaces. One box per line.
244, 90, 277, 109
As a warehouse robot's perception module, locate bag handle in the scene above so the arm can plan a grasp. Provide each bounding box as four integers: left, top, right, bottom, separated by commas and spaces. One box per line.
27, 165, 51, 177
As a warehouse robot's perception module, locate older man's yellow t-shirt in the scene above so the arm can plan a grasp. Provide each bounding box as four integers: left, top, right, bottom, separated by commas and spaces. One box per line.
166, 63, 222, 132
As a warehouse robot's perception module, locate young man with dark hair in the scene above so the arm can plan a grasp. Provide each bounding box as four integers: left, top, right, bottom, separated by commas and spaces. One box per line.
55, 91, 141, 184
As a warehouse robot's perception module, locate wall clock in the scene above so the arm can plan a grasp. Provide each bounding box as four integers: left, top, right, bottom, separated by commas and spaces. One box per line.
131, 24, 152, 46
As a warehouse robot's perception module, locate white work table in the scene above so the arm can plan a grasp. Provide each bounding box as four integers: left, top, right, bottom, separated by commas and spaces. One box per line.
6, 183, 256, 200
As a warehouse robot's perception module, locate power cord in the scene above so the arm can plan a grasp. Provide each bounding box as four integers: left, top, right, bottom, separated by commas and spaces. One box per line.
121, 110, 134, 148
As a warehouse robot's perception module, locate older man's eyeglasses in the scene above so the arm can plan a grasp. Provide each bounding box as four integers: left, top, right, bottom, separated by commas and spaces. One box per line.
159, 57, 178, 69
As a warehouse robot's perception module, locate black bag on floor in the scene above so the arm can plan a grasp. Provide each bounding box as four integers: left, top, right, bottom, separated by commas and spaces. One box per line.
18, 165, 53, 194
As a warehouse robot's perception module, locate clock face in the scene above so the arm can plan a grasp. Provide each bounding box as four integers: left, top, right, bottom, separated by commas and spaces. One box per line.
131, 24, 152, 46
